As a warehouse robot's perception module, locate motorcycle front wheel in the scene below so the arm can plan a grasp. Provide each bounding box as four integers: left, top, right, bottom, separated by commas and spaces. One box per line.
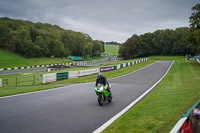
98, 93, 104, 106
108, 93, 112, 102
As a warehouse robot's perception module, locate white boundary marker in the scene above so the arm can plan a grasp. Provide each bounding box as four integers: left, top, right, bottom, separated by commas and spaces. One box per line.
170, 117, 187, 133
0, 59, 151, 99
93, 61, 174, 133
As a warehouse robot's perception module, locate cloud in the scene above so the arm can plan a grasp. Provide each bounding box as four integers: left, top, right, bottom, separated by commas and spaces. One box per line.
0, 0, 199, 43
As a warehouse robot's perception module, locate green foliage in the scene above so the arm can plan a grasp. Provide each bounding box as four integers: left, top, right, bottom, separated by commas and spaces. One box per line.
119, 27, 192, 59
187, 3, 200, 55
190, 4, 200, 29
119, 34, 139, 59
0, 17, 104, 58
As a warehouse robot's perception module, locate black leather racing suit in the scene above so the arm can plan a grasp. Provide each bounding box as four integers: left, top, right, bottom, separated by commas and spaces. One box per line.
95, 76, 110, 91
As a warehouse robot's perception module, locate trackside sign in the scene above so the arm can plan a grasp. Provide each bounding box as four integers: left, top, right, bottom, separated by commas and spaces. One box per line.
78, 68, 100, 76
100, 66, 115, 72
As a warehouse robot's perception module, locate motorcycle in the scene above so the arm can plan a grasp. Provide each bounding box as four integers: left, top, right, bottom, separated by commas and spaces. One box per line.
94, 84, 112, 106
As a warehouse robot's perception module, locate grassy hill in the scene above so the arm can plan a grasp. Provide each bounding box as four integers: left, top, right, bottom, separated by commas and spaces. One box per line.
0, 49, 72, 68
104, 44, 119, 55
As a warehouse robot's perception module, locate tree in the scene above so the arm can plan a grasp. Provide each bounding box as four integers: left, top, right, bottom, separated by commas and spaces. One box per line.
119, 34, 139, 59
138, 33, 154, 57
93, 40, 103, 56
82, 42, 93, 57
190, 4, 200, 29
0, 17, 98, 58
172, 27, 192, 55
188, 4, 200, 54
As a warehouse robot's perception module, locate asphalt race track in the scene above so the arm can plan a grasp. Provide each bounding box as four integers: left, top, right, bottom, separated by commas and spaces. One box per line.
0, 61, 173, 133
0, 68, 46, 75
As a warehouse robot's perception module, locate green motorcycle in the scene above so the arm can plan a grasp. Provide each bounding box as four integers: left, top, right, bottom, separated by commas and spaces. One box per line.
94, 84, 112, 106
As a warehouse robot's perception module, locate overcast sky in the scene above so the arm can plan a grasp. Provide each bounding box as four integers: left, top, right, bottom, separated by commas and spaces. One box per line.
0, 0, 199, 43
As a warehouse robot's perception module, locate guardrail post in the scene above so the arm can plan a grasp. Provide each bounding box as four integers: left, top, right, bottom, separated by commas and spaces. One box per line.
33, 74, 35, 85
16, 77, 18, 86
0, 78, 2, 87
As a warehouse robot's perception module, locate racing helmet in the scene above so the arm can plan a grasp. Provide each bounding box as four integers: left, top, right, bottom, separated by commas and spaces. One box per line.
97, 73, 102, 78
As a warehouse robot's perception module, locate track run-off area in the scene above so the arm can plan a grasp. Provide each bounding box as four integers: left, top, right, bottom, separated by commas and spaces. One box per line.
0, 61, 173, 133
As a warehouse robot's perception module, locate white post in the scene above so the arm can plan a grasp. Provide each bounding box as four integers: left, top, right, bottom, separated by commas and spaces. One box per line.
0, 78, 2, 87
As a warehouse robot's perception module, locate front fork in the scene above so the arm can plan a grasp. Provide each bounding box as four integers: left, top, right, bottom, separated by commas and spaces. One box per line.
101, 93, 104, 101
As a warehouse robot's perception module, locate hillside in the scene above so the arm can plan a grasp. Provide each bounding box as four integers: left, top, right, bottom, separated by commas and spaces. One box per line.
104, 44, 119, 55
0, 48, 72, 68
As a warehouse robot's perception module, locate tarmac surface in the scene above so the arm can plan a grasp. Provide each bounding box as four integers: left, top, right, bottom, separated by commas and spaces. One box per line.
0, 61, 173, 133
0, 68, 46, 75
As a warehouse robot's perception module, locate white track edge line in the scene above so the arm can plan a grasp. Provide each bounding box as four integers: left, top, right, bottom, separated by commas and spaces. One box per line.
93, 60, 174, 133
0, 60, 156, 99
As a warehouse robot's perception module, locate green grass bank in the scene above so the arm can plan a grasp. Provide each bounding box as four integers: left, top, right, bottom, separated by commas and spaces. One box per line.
103, 58, 200, 132
104, 45, 119, 55
0, 48, 72, 68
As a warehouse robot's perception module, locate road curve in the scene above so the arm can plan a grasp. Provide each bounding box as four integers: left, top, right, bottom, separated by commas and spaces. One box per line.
0, 68, 46, 75
0, 61, 173, 133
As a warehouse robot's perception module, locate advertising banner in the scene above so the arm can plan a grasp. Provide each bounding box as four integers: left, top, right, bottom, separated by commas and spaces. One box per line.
68, 71, 78, 79
100, 66, 114, 72
43, 73, 57, 84
78, 68, 100, 77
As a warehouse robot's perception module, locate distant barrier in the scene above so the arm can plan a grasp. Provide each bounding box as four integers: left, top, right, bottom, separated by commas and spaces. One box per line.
0, 63, 71, 71
43, 58, 148, 84
0, 57, 111, 71
197, 59, 200, 64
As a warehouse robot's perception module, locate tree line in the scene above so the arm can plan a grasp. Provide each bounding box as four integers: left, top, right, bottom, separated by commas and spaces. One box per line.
0, 17, 104, 58
105, 41, 120, 45
119, 4, 200, 59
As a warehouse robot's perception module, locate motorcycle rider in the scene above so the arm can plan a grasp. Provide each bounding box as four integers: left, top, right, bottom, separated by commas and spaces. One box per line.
95, 73, 111, 92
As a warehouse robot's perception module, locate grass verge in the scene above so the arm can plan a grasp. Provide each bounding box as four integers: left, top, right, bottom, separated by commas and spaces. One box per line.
103, 59, 200, 132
